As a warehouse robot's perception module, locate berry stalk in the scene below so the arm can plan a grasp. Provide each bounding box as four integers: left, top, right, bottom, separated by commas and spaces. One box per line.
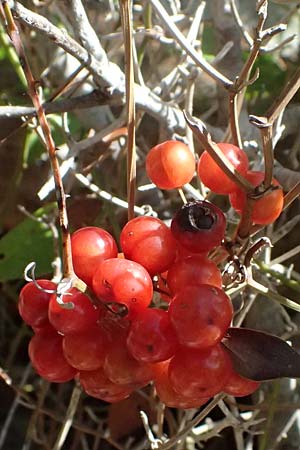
2, 1, 74, 279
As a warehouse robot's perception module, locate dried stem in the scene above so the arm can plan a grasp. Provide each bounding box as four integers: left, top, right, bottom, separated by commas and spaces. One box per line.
119, 0, 136, 221
52, 384, 81, 450
149, 0, 232, 88
283, 181, 300, 210
158, 393, 225, 450
184, 112, 253, 193
2, 1, 74, 278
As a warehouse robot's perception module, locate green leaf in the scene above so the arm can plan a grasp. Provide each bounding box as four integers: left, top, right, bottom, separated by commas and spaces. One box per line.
0, 207, 55, 282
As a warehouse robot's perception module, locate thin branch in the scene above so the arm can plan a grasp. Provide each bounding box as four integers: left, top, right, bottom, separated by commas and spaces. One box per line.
52, 384, 81, 450
149, 0, 233, 88
0, 90, 123, 119
74, 172, 156, 216
267, 65, 300, 125
65, 0, 104, 59
184, 112, 254, 193
2, 1, 74, 278
8, 0, 186, 132
119, 0, 136, 221
229, 0, 253, 47
158, 394, 225, 450
283, 181, 300, 210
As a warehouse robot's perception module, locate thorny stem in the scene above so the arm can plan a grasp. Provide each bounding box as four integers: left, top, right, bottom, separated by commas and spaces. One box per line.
1, 1, 74, 278
119, 0, 136, 221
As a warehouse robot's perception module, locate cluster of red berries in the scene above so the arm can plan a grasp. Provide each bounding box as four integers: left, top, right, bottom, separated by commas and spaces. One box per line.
146, 140, 284, 225
19, 198, 260, 408
19, 138, 282, 408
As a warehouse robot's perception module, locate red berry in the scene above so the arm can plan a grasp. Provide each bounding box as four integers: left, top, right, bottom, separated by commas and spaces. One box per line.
169, 344, 232, 398
92, 258, 153, 317
146, 140, 195, 190
197, 142, 249, 194
104, 333, 153, 386
120, 216, 177, 276
71, 227, 118, 286
168, 285, 233, 349
229, 171, 284, 225
127, 308, 178, 363
171, 201, 226, 253
223, 367, 261, 397
29, 329, 77, 382
79, 367, 134, 402
48, 288, 99, 335
167, 255, 222, 295
153, 360, 210, 409
62, 325, 107, 371
18, 280, 56, 328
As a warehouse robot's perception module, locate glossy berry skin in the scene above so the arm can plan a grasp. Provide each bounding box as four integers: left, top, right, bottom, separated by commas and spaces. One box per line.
29, 329, 77, 383
229, 171, 284, 225
168, 285, 233, 349
120, 216, 177, 276
169, 344, 232, 398
127, 308, 178, 363
104, 334, 154, 386
197, 143, 249, 194
18, 280, 56, 328
48, 288, 99, 335
171, 201, 226, 253
167, 255, 222, 295
92, 258, 153, 317
71, 227, 118, 286
223, 368, 261, 397
62, 325, 107, 371
79, 367, 134, 403
153, 361, 210, 409
146, 140, 195, 190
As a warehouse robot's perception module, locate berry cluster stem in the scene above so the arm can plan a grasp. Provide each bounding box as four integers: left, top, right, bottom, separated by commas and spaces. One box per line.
119, 0, 136, 221
1, 1, 74, 278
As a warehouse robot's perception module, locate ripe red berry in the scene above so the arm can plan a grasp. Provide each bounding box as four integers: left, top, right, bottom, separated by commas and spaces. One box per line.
104, 333, 154, 386
167, 255, 222, 295
120, 216, 177, 276
48, 288, 99, 335
62, 325, 107, 371
146, 140, 195, 189
168, 285, 233, 349
223, 367, 261, 397
153, 361, 210, 409
18, 280, 56, 328
79, 366, 134, 402
171, 200, 226, 253
197, 142, 249, 194
127, 308, 178, 363
92, 258, 153, 317
169, 344, 232, 398
229, 171, 284, 225
71, 227, 118, 286
29, 328, 77, 382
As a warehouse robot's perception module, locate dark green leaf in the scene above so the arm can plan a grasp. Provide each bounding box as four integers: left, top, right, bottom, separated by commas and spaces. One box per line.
0, 207, 55, 281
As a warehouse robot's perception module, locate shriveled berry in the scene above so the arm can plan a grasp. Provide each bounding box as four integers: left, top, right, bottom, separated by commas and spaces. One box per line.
171, 200, 226, 253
